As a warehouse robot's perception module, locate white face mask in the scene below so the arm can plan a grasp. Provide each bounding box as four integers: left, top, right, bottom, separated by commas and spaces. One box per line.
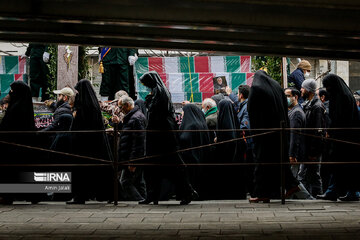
304, 72, 310, 78
202, 108, 206, 114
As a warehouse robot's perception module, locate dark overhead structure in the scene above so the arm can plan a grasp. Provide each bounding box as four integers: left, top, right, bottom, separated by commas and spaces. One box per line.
0, 0, 360, 59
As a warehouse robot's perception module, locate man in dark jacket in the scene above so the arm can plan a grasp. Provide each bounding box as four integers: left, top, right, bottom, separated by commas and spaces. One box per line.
300, 79, 326, 197
285, 88, 306, 178
117, 96, 147, 201
43, 87, 74, 132
288, 60, 312, 104
228, 85, 254, 194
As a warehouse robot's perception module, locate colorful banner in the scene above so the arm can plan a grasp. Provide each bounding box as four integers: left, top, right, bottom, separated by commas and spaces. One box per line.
135, 56, 254, 103
0, 56, 28, 99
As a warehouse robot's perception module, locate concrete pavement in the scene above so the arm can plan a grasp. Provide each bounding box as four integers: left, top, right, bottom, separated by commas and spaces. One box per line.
0, 200, 359, 239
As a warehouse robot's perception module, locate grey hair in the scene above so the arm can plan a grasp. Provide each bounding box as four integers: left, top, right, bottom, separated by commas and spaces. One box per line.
202, 98, 216, 108
120, 96, 134, 107
115, 90, 129, 100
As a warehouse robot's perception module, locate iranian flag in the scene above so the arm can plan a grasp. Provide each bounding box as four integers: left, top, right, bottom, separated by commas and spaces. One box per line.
135, 55, 252, 102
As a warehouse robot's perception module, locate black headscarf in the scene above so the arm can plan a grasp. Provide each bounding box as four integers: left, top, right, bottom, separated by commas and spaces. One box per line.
135, 99, 148, 118
140, 72, 181, 160
217, 99, 240, 144
211, 93, 225, 106
179, 104, 210, 164
323, 74, 359, 131
0, 81, 35, 131
140, 71, 175, 119
248, 70, 298, 198
72, 79, 104, 131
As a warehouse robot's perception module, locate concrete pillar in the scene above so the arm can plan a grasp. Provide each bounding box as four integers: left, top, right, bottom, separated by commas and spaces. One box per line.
336, 61, 349, 86
57, 45, 78, 90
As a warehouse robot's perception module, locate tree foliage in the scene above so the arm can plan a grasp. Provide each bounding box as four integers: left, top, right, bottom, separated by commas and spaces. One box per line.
252, 56, 282, 85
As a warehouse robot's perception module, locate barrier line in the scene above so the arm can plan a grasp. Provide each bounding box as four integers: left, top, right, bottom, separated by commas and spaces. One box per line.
0, 140, 113, 164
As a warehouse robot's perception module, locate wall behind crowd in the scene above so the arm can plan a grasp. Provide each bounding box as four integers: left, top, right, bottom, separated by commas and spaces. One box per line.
135, 56, 254, 103
0, 56, 28, 99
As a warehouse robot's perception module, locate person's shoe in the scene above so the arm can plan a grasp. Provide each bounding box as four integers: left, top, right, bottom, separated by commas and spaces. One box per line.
285, 186, 301, 198
180, 190, 199, 205
138, 199, 158, 205
338, 192, 360, 202
316, 193, 337, 201
249, 197, 270, 203
66, 198, 85, 204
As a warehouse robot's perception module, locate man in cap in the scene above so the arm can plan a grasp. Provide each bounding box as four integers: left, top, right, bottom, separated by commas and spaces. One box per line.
43, 87, 74, 132
299, 79, 326, 197
288, 60, 312, 92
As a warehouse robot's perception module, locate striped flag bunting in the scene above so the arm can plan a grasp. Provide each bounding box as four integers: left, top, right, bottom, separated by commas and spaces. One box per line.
0, 56, 28, 99
135, 56, 252, 102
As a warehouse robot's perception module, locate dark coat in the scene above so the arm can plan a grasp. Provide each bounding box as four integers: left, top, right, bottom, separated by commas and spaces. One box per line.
43, 101, 72, 131
205, 108, 218, 141
302, 95, 326, 157
248, 70, 299, 198
288, 68, 305, 91
288, 104, 306, 161
119, 105, 146, 162
323, 74, 360, 192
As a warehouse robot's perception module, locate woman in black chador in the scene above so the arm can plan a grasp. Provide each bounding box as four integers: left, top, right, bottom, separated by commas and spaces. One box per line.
318, 74, 360, 201
66, 79, 113, 204
140, 71, 197, 205
248, 70, 299, 202
179, 104, 211, 199
215, 99, 246, 199
0, 81, 36, 204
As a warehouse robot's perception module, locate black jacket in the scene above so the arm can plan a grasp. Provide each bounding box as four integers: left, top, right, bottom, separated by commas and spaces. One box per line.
43, 101, 72, 131
288, 104, 306, 161
302, 95, 326, 157
119, 105, 146, 162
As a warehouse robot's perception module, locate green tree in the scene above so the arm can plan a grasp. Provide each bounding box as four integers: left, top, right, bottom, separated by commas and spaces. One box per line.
252, 56, 282, 85
78, 46, 90, 80
47, 45, 58, 99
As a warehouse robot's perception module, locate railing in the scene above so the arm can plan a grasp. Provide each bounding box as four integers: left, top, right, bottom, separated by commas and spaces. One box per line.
0, 125, 359, 205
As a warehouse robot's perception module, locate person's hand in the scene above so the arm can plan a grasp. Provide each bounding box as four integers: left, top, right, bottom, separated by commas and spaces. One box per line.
214, 137, 217, 143
43, 52, 50, 63
289, 156, 297, 164
128, 166, 136, 172
112, 115, 120, 124
44, 100, 54, 107
128, 54, 138, 66
225, 86, 232, 95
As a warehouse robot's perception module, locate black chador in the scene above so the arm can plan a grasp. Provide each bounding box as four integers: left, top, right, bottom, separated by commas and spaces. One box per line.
68, 79, 113, 203
139, 71, 196, 205
179, 104, 211, 198
321, 74, 360, 198
0, 81, 36, 204
248, 70, 299, 200
214, 99, 246, 199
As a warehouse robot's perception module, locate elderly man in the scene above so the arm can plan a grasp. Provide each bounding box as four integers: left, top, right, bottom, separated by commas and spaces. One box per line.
116, 96, 147, 201
201, 98, 218, 142
300, 79, 326, 197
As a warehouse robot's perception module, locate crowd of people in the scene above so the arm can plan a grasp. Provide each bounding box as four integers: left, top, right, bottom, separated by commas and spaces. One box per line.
0, 63, 359, 205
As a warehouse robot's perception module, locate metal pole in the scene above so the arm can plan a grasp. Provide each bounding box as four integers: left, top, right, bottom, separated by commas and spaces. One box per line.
280, 121, 286, 205
282, 57, 288, 89
113, 124, 119, 206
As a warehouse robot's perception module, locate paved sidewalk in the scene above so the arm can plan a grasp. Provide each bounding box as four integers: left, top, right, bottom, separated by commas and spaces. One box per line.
0, 200, 359, 239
